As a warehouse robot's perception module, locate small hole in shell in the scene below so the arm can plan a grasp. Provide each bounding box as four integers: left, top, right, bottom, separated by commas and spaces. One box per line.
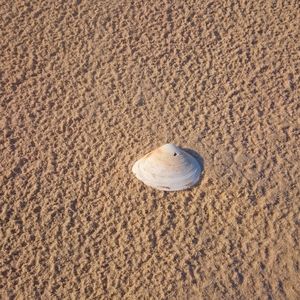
173, 153, 177, 156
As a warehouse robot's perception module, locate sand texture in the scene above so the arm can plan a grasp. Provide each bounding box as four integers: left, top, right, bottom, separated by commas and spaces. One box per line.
1, 0, 300, 299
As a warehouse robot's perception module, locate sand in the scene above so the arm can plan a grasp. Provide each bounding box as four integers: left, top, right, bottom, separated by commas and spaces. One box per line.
1, 0, 299, 299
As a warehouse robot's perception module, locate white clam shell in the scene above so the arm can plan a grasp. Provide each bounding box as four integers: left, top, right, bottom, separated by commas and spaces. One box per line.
132, 144, 203, 191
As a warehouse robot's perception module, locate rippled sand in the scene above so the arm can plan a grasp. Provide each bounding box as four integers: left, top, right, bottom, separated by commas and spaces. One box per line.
1, 0, 299, 298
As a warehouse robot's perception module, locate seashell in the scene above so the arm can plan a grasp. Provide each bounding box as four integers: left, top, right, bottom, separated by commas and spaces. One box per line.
132, 143, 203, 191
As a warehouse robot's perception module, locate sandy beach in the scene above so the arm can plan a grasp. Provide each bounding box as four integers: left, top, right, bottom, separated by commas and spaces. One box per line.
1, 0, 299, 298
